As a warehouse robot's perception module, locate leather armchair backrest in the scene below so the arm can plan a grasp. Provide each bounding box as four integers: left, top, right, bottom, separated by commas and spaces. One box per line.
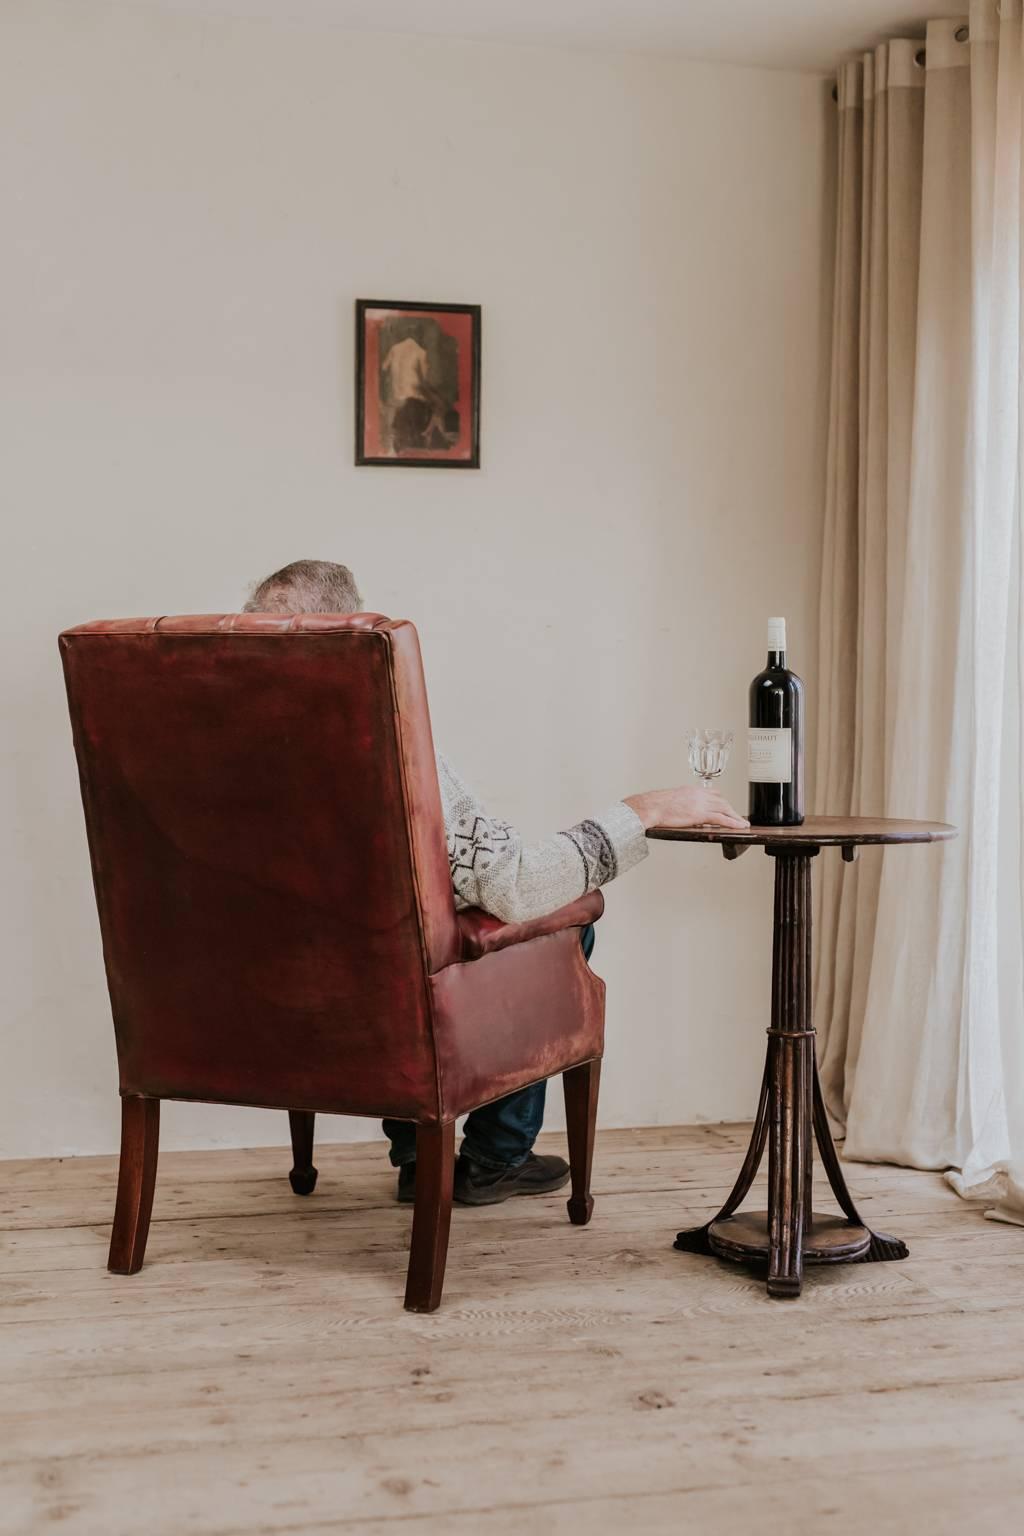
59, 614, 459, 1118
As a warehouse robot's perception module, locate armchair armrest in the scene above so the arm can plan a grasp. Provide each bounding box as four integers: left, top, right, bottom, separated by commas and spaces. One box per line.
455, 890, 604, 962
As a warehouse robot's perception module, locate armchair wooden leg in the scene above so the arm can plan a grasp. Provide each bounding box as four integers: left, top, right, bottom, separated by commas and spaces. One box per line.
288, 1111, 318, 1196
404, 1121, 455, 1314
563, 1059, 600, 1226
108, 1096, 160, 1275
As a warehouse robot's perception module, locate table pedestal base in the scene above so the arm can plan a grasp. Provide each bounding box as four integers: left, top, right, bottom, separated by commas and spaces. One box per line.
708, 1211, 871, 1266
675, 847, 909, 1298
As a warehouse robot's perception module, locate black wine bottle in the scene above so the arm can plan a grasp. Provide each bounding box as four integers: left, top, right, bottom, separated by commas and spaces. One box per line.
748, 617, 804, 826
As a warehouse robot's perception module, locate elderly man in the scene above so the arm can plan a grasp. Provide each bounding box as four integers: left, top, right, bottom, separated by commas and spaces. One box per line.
244, 560, 748, 1206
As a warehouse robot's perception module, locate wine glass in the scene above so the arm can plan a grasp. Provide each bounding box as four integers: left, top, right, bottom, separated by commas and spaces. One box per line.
688, 728, 734, 789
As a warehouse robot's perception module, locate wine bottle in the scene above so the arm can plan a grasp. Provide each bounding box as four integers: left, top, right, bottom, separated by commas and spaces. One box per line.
748, 617, 804, 826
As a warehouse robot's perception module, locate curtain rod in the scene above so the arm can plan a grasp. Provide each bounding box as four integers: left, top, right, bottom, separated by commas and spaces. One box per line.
830, 22, 972, 102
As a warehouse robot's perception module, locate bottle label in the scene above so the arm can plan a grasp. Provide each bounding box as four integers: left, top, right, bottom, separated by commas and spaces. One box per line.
748, 727, 792, 784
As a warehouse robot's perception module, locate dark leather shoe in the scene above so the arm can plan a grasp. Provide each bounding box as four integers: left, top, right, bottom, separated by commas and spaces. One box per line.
454, 1152, 571, 1206
396, 1164, 416, 1203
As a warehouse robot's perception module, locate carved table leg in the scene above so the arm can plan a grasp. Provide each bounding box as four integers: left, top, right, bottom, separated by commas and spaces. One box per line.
675, 1058, 770, 1254
813, 1062, 910, 1263
765, 851, 814, 1295
676, 844, 886, 1295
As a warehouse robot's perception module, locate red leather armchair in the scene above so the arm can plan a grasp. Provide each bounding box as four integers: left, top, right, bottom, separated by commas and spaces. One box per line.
60, 614, 604, 1311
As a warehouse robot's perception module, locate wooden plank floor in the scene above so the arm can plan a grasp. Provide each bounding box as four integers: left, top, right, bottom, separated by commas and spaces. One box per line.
2, 1124, 1023, 1535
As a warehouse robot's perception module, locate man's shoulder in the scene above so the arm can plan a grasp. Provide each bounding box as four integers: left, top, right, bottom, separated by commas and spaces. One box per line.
435, 750, 462, 791
435, 752, 477, 810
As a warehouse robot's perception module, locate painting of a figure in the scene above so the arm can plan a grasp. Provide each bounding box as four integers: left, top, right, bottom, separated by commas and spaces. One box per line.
356, 301, 481, 468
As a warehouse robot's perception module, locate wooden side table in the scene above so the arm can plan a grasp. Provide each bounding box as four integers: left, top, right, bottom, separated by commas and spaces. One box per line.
646, 816, 956, 1298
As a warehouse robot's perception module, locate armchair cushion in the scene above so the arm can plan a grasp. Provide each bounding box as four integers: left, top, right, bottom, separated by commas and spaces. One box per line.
455, 891, 604, 962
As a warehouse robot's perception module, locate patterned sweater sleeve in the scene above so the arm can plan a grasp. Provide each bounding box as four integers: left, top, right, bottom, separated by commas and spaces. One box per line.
436, 753, 649, 924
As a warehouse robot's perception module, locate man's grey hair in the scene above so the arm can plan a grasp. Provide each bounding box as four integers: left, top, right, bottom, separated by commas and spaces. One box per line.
243, 559, 363, 615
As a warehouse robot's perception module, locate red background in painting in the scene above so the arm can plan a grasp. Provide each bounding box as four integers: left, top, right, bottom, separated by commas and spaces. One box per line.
362, 308, 475, 461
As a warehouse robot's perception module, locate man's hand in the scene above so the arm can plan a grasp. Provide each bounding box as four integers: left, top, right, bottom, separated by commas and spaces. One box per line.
624, 785, 750, 832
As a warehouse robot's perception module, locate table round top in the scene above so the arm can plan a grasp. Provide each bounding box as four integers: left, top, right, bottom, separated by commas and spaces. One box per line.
645, 815, 956, 848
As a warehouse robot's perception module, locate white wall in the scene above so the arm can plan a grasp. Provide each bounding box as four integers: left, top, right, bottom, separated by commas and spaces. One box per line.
1, 0, 833, 1158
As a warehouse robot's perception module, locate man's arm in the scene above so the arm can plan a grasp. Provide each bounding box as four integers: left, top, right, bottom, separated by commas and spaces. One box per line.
436, 755, 747, 926
438, 754, 646, 924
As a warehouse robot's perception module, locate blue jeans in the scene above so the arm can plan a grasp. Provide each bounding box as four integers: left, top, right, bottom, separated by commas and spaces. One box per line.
383, 923, 596, 1170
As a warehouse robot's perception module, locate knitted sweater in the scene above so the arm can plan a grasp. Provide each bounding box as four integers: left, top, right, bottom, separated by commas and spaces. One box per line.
437, 753, 649, 925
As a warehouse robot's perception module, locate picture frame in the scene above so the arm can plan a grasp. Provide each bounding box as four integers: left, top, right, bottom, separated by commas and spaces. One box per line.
355, 299, 481, 468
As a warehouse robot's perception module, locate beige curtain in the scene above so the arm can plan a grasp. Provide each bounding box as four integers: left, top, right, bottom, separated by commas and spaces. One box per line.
816, 0, 1024, 1222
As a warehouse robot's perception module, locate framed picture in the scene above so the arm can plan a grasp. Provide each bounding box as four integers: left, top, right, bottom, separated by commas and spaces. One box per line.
355, 300, 481, 468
